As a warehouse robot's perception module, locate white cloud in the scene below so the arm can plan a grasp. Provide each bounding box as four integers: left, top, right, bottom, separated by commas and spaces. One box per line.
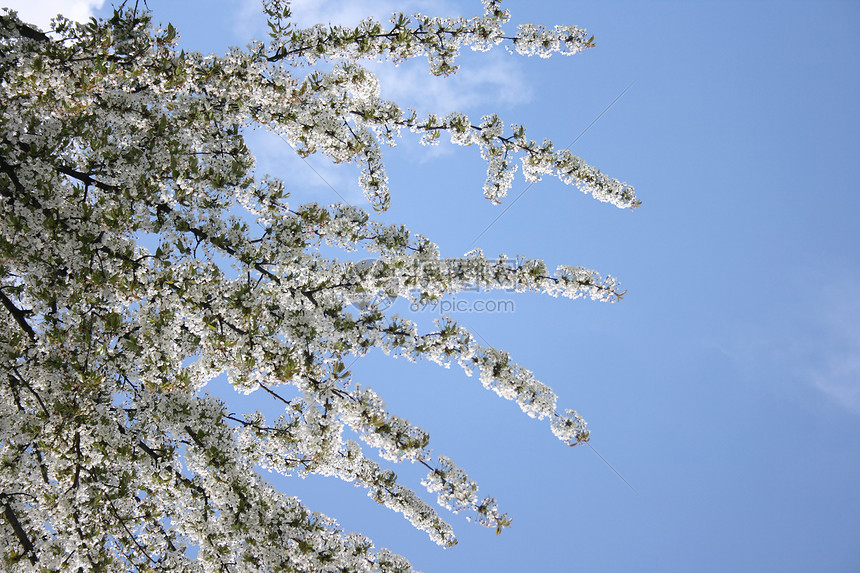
2, 0, 106, 29
373, 53, 532, 116
245, 129, 367, 207
806, 288, 860, 413
716, 269, 860, 415
234, 0, 266, 42
811, 355, 860, 414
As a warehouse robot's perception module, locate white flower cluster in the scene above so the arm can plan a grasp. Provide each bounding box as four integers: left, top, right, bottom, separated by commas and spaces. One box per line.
349, 105, 638, 207
0, 3, 632, 571
510, 23, 593, 58
255, 1, 636, 209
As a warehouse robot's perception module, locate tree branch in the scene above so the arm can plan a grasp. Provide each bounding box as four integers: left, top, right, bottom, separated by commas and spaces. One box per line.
0, 289, 36, 341
55, 165, 120, 191
0, 15, 50, 43
1, 497, 38, 564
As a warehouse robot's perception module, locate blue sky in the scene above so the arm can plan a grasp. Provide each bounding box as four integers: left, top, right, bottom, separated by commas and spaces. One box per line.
6, 0, 860, 571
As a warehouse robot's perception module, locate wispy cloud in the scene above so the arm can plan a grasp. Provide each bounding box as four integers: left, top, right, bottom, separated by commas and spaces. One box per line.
716, 268, 860, 415
368, 53, 532, 164
374, 52, 532, 115
811, 354, 860, 414
2, 0, 106, 29
805, 285, 860, 413
234, 0, 267, 43
245, 130, 367, 207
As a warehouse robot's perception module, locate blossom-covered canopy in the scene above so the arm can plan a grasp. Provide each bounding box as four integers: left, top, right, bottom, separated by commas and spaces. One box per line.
0, 1, 636, 570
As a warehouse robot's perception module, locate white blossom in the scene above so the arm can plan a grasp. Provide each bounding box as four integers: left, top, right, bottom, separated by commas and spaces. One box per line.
0, 3, 632, 571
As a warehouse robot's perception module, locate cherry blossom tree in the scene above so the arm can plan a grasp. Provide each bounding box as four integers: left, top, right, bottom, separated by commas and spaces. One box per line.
0, 1, 637, 570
